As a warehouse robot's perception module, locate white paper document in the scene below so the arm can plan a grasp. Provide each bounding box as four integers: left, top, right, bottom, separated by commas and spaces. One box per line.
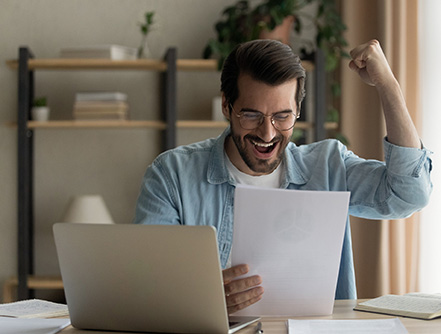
0, 317, 70, 334
287, 318, 408, 334
232, 185, 350, 316
0, 299, 68, 318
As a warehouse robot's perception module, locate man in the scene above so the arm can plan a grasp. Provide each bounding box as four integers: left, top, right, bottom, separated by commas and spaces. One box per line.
133, 39, 432, 314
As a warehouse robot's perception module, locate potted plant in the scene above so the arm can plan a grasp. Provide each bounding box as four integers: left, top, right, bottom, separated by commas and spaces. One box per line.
31, 96, 50, 122
203, 0, 348, 143
202, 1, 254, 69
203, 0, 347, 69
138, 11, 155, 58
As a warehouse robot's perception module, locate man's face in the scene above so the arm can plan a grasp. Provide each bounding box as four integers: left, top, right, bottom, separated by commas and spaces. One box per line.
223, 74, 298, 176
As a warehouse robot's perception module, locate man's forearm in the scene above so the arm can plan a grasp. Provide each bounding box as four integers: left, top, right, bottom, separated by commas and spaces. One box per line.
349, 40, 421, 149
377, 78, 421, 148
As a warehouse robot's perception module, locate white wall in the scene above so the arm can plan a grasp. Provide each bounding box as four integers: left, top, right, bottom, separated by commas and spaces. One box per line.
419, 0, 441, 293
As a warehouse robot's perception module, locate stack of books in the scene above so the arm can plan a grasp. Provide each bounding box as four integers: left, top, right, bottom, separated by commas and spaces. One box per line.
354, 292, 441, 320
73, 92, 129, 121
60, 45, 137, 60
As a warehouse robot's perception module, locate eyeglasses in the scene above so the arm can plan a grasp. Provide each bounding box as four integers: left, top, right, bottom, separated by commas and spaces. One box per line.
230, 104, 299, 131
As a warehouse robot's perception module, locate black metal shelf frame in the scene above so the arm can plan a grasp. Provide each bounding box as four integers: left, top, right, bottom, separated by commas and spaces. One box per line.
15, 47, 178, 299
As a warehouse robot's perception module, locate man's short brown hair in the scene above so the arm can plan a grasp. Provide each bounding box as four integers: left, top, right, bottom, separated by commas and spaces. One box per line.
221, 39, 306, 112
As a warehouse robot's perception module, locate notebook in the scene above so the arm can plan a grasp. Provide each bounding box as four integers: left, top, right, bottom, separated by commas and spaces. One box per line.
53, 223, 259, 334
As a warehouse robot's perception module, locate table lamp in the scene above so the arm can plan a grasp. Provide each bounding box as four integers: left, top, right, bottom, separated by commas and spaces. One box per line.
61, 195, 115, 224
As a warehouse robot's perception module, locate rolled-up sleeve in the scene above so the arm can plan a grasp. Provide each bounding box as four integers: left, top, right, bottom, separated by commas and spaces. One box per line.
347, 138, 433, 219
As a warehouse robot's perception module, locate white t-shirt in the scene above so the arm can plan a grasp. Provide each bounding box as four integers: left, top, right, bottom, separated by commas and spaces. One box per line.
224, 152, 283, 189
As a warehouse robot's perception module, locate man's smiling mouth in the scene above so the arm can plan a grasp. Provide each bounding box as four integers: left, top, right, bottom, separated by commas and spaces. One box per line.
251, 139, 278, 154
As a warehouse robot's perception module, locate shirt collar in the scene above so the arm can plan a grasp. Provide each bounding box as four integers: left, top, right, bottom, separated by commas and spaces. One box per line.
281, 144, 308, 187
207, 127, 234, 185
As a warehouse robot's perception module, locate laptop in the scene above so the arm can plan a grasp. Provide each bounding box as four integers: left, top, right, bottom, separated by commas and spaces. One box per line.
53, 223, 259, 334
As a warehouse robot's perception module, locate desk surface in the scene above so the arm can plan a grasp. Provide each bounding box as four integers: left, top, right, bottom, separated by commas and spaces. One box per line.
60, 299, 441, 334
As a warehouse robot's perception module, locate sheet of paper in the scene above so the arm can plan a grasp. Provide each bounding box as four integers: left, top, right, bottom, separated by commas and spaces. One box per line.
232, 185, 350, 316
0, 299, 68, 318
287, 318, 408, 334
0, 317, 70, 334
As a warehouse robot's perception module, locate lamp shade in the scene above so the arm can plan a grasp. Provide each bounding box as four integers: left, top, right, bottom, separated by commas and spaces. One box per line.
61, 195, 115, 224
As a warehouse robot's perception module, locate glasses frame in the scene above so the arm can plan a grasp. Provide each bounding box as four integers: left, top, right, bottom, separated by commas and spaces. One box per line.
229, 104, 300, 131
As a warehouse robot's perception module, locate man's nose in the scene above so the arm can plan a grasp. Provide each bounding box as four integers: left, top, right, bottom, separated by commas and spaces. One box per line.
256, 116, 277, 142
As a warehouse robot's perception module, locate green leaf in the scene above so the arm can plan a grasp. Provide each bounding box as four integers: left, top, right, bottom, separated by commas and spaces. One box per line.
331, 82, 341, 97
335, 132, 349, 145
33, 96, 47, 107
325, 53, 338, 72
326, 106, 339, 122
202, 44, 212, 59
291, 128, 305, 143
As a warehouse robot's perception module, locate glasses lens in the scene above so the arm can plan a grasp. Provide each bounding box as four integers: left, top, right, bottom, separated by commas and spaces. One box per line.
240, 111, 263, 130
272, 112, 296, 130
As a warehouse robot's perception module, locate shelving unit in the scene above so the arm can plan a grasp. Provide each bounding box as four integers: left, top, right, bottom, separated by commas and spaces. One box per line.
6, 46, 329, 301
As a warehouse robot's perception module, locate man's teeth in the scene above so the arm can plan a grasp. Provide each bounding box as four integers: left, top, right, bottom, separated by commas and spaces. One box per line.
252, 140, 274, 147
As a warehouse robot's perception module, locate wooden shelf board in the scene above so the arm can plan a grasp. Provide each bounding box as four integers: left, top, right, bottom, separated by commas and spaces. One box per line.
176, 59, 218, 71
6, 58, 313, 72
3, 276, 64, 302
176, 120, 229, 128
295, 122, 338, 130
324, 122, 338, 130
6, 276, 63, 289
6, 58, 167, 71
25, 120, 167, 129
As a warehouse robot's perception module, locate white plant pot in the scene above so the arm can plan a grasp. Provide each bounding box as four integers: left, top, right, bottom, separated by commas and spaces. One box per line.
31, 106, 50, 121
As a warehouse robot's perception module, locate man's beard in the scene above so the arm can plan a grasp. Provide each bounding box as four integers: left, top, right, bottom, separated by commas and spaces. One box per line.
230, 129, 286, 175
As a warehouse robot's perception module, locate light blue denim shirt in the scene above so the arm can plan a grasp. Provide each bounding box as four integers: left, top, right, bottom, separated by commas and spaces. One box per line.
133, 127, 433, 300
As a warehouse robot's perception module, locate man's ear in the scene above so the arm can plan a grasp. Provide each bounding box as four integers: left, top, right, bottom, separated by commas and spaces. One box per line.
221, 93, 230, 120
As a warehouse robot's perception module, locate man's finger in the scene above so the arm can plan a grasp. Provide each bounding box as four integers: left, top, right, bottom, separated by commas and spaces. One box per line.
349, 41, 368, 62
224, 275, 262, 295
226, 285, 264, 306
227, 292, 264, 314
348, 60, 360, 72
222, 264, 249, 283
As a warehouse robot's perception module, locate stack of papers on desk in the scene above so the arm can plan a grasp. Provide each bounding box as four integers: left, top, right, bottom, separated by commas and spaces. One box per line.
0, 317, 70, 334
287, 318, 408, 334
0, 299, 68, 318
0, 299, 70, 334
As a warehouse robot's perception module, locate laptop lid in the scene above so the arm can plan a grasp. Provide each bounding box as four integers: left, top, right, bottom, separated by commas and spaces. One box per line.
53, 223, 258, 334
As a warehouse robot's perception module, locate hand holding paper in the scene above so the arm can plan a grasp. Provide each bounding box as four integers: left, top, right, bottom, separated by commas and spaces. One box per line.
223, 264, 264, 314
